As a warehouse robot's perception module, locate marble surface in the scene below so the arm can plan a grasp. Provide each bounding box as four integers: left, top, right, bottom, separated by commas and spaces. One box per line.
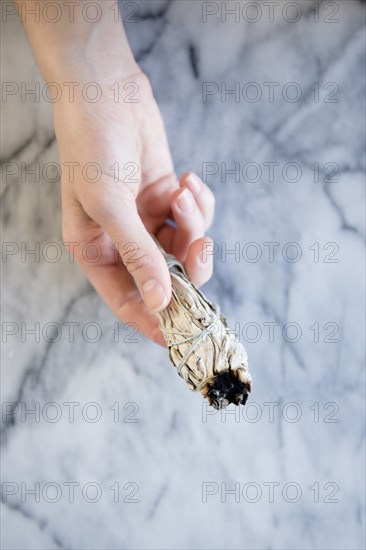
1, 1, 365, 549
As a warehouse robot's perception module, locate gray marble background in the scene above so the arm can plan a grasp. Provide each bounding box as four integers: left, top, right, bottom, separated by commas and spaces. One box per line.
1, 1, 365, 549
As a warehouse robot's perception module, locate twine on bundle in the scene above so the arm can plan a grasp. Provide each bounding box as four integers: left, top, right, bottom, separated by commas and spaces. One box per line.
156, 244, 253, 409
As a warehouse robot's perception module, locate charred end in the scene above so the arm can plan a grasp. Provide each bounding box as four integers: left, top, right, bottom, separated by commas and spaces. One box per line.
204, 370, 251, 410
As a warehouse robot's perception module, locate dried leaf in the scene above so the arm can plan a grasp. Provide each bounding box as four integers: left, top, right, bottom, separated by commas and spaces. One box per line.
157, 250, 252, 409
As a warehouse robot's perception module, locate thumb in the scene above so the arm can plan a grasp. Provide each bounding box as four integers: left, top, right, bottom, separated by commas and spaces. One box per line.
89, 191, 172, 313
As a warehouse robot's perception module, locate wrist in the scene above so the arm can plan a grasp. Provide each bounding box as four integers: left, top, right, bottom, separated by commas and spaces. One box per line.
42, 32, 139, 87
46, 52, 141, 90
18, 1, 139, 85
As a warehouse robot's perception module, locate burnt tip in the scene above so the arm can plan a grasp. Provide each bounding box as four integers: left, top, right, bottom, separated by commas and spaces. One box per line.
205, 370, 251, 410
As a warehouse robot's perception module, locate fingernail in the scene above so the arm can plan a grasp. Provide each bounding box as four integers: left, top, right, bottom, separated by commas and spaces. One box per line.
176, 188, 195, 214
142, 279, 168, 313
186, 173, 202, 195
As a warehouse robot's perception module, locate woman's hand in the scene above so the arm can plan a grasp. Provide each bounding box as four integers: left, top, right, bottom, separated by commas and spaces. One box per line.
16, 1, 215, 345
57, 70, 215, 346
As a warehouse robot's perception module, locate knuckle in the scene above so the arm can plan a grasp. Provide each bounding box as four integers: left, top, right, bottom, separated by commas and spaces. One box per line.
121, 246, 153, 276
62, 224, 76, 247
78, 190, 105, 220
82, 187, 136, 222
62, 235, 84, 265
116, 292, 140, 321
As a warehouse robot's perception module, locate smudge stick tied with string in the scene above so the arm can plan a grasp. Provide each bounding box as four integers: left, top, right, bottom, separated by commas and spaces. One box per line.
157, 248, 252, 410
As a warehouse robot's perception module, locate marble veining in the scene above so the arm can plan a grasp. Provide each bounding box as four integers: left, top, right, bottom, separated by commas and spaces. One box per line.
1, 1, 365, 549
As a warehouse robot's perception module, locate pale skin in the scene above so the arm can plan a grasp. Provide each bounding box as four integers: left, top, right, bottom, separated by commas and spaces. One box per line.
16, 1, 215, 346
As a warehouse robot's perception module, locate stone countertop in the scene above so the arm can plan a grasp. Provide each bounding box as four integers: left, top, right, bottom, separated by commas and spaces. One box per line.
1, 1, 365, 549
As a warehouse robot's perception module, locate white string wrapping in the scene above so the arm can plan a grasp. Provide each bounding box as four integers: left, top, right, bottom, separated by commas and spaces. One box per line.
157, 250, 252, 402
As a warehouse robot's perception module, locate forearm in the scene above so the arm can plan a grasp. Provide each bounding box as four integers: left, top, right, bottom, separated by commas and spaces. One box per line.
16, 0, 139, 83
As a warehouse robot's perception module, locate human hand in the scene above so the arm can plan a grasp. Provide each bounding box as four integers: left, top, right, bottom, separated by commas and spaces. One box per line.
57, 70, 215, 346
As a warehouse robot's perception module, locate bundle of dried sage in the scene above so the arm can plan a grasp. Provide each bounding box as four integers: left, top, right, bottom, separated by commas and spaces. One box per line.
157, 248, 252, 409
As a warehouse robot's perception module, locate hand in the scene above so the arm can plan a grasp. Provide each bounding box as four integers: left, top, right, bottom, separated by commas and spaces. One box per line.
57, 70, 215, 346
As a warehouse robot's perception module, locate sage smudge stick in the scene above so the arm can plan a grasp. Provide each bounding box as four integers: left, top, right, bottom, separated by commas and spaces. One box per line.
156, 245, 252, 409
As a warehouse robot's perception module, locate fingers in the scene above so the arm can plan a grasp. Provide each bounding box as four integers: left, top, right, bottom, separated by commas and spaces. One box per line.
139, 171, 215, 262
63, 190, 167, 346
81, 254, 167, 347
184, 237, 214, 288
138, 172, 179, 223
63, 167, 216, 345
151, 172, 215, 285
78, 187, 172, 314
168, 172, 215, 262
180, 172, 215, 230
170, 187, 205, 261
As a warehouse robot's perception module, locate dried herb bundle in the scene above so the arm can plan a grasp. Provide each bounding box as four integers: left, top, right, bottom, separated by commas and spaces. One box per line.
157, 250, 252, 409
